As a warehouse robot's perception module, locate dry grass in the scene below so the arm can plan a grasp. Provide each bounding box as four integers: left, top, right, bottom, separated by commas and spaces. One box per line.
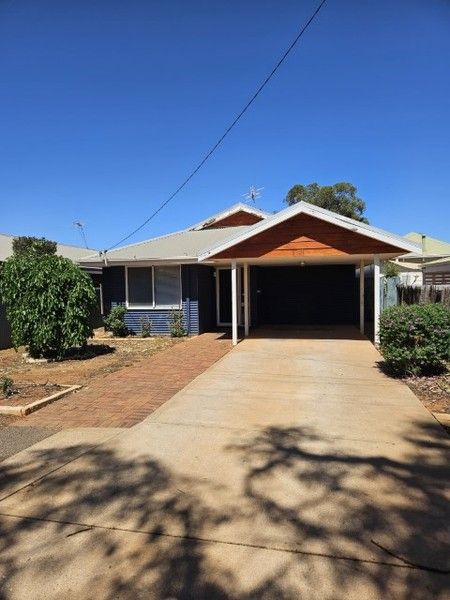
0, 334, 183, 387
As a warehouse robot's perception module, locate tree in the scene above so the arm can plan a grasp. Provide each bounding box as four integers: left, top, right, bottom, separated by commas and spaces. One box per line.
284, 182, 368, 223
12, 236, 57, 256
0, 252, 96, 358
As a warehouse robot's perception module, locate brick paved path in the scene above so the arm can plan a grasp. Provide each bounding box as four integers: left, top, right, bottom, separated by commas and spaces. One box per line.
12, 333, 231, 429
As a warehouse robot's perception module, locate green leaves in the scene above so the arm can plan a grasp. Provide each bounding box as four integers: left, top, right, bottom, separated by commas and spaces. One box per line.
0, 253, 96, 359
284, 182, 368, 223
380, 304, 450, 376
103, 305, 128, 337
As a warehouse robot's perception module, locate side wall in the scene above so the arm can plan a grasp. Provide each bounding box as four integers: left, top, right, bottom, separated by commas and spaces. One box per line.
102, 264, 208, 335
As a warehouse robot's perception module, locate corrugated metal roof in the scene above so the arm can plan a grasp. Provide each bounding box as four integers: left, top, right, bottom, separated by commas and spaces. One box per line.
404, 232, 450, 256
424, 256, 450, 267
0, 233, 97, 263
81, 226, 251, 263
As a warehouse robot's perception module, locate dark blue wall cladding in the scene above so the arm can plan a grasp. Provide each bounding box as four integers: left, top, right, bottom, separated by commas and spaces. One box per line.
105, 264, 200, 335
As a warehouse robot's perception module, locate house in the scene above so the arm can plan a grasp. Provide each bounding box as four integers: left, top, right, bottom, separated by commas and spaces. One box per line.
0, 233, 102, 349
422, 256, 450, 286
393, 232, 450, 286
81, 201, 420, 344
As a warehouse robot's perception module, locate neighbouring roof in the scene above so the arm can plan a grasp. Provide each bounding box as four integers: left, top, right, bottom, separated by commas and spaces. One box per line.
198, 201, 421, 260
82, 201, 421, 265
0, 233, 97, 263
424, 256, 450, 267
403, 232, 450, 257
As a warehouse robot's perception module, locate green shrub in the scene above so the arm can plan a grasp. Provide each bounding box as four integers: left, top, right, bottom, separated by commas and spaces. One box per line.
1, 376, 14, 398
383, 261, 400, 278
104, 305, 128, 337
140, 316, 152, 337
169, 310, 187, 337
0, 253, 96, 359
380, 304, 450, 376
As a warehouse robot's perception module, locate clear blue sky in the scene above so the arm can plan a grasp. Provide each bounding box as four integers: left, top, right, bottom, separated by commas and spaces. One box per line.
1, 0, 449, 250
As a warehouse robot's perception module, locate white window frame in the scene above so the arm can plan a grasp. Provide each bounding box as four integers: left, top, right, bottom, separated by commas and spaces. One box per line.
125, 265, 182, 310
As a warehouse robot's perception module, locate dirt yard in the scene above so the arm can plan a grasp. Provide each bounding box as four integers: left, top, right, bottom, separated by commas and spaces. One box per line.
406, 368, 450, 415
0, 334, 183, 388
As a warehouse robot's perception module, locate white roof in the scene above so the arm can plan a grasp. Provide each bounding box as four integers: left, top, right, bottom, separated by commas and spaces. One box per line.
82, 201, 422, 265
198, 201, 421, 260
0, 233, 97, 263
81, 226, 251, 263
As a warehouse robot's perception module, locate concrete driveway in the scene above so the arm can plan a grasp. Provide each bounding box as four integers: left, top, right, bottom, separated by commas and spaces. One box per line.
0, 328, 449, 599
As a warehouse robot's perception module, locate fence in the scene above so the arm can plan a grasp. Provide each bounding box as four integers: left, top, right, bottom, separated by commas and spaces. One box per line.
382, 279, 450, 310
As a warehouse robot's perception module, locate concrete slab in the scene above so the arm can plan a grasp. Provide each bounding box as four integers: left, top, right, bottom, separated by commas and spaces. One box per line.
0, 329, 449, 598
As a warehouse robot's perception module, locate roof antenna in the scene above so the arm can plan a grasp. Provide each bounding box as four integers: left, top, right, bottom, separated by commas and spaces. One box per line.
73, 221, 89, 248
242, 185, 264, 204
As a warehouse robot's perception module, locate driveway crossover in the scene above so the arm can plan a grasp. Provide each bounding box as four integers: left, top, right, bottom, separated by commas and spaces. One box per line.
0, 328, 448, 599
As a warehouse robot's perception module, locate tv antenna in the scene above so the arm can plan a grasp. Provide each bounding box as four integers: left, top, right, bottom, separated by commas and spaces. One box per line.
73, 221, 89, 248
242, 185, 264, 204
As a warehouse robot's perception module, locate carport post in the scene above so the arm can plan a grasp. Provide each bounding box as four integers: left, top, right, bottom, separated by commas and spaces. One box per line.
373, 255, 380, 344
231, 261, 238, 346
243, 263, 249, 337
359, 259, 365, 335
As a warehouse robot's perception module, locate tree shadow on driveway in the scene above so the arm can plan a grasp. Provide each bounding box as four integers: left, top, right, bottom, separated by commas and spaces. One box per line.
0, 419, 449, 599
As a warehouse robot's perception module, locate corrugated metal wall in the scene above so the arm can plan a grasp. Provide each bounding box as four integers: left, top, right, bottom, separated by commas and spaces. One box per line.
104, 264, 202, 335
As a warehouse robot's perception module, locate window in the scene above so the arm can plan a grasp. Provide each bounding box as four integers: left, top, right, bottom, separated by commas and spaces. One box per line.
126, 265, 181, 308
127, 267, 153, 306
154, 266, 181, 307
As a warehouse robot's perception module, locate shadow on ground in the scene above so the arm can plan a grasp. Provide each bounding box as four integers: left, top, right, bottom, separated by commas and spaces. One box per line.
0, 420, 448, 599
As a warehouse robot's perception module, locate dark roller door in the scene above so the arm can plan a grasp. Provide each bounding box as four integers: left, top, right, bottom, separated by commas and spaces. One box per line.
258, 265, 357, 325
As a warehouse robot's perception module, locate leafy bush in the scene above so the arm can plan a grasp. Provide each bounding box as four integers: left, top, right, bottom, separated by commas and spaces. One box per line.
140, 316, 152, 338
383, 261, 400, 278
0, 253, 96, 359
104, 305, 128, 337
170, 310, 187, 337
1, 376, 14, 398
380, 304, 450, 376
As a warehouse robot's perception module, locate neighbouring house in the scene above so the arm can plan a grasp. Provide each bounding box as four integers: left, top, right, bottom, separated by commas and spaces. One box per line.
0, 233, 102, 349
422, 256, 450, 286
393, 232, 450, 286
81, 202, 420, 344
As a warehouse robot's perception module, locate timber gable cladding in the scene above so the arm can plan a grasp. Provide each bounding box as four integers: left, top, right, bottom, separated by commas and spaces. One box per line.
212, 213, 406, 259
201, 210, 264, 229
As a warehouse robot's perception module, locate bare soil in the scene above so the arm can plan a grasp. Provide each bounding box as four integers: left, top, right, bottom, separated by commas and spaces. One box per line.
0, 332, 182, 387
0, 383, 64, 407
406, 368, 450, 415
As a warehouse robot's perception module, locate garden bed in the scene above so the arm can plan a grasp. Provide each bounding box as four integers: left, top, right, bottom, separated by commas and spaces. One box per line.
0, 383, 81, 416
406, 369, 450, 415
0, 334, 183, 387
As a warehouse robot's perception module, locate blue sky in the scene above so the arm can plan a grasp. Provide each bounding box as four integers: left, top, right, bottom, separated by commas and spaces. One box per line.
1, 0, 449, 250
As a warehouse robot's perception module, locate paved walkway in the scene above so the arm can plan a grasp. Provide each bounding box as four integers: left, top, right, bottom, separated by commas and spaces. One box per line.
11, 332, 231, 428
0, 328, 449, 599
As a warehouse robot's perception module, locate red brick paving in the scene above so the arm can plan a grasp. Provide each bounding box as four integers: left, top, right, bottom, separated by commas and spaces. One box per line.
12, 333, 231, 429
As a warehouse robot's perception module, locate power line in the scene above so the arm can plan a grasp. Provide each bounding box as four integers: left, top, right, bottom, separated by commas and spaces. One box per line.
106, 0, 328, 251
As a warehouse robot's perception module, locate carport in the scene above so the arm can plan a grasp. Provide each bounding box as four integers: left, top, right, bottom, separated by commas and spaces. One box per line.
199, 202, 420, 345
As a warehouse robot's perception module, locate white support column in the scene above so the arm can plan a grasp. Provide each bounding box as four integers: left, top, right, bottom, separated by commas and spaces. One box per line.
359, 259, 365, 335
231, 261, 238, 346
373, 255, 380, 344
243, 263, 249, 337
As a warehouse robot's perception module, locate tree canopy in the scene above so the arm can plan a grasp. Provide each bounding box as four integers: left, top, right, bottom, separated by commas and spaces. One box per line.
12, 236, 57, 256
0, 252, 96, 358
284, 182, 368, 223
